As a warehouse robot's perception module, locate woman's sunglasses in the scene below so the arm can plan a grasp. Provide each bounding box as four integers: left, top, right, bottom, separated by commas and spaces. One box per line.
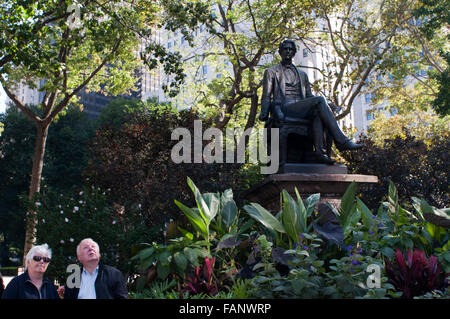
33, 256, 51, 263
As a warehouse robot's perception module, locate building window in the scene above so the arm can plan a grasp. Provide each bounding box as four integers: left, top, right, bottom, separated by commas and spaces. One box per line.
202, 65, 208, 75
366, 112, 375, 121
303, 49, 308, 58
168, 42, 172, 48
365, 93, 371, 103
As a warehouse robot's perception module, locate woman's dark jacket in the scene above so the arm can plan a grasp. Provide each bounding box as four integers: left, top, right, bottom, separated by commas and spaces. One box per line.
1, 271, 59, 299
64, 263, 128, 299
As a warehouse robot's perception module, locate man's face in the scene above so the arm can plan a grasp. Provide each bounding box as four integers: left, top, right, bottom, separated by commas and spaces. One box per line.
77, 240, 100, 265
279, 43, 296, 61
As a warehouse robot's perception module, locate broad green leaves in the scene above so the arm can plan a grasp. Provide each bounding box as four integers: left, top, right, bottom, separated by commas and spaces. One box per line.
175, 177, 247, 253
244, 188, 322, 248
244, 202, 286, 234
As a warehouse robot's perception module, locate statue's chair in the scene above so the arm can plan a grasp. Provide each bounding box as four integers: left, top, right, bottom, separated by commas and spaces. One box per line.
265, 102, 332, 166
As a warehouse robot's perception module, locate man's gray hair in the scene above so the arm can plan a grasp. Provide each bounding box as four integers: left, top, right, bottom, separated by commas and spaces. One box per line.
25, 244, 52, 270
76, 238, 100, 256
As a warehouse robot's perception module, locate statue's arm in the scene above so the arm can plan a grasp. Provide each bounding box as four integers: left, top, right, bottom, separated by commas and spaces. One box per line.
260, 69, 273, 121
304, 72, 314, 98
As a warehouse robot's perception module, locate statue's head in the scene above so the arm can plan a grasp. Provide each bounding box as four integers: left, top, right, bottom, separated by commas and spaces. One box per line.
279, 40, 297, 55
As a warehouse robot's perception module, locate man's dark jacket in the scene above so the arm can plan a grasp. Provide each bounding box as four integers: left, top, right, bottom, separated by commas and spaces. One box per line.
64, 263, 128, 299
1, 271, 59, 299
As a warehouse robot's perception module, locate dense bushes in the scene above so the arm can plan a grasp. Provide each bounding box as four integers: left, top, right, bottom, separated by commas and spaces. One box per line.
85, 104, 245, 228
33, 185, 157, 283
341, 133, 449, 211
0, 106, 94, 266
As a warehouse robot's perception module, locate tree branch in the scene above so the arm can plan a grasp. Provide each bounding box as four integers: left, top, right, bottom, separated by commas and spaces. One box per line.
49, 37, 123, 119
0, 76, 41, 124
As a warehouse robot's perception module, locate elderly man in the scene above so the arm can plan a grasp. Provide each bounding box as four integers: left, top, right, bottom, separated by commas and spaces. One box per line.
63, 238, 128, 299
260, 39, 362, 164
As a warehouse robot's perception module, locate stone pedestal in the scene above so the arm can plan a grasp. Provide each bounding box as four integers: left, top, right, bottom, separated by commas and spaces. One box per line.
243, 170, 378, 213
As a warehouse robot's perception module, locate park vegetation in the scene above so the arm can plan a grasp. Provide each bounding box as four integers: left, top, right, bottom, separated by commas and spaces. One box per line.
0, 0, 448, 298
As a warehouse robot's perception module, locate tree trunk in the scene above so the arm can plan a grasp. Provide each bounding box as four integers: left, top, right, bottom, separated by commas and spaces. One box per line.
244, 93, 259, 132
23, 121, 50, 263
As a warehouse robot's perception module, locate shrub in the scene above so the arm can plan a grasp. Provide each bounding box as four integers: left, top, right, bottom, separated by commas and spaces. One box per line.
85, 105, 244, 228
342, 133, 449, 211
385, 249, 448, 298
33, 185, 156, 284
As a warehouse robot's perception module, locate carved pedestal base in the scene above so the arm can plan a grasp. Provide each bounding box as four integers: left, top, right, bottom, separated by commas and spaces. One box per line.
243, 171, 378, 215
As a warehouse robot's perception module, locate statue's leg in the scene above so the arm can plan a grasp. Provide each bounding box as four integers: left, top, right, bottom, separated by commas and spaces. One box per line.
312, 116, 325, 155
310, 96, 362, 151
312, 96, 348, 145
312, 116, 335, 164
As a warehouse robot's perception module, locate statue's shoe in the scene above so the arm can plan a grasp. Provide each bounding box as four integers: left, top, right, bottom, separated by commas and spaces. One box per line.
316, 153, 336, 165
336, 140, 364, 151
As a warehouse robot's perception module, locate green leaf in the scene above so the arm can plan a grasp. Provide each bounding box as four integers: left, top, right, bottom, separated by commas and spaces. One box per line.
357, 198, 374, 229
131, 246, 154, 261
156, 262, 170, 280
425, 222, 446, 242
221, 189, 234, 202
282, 190, 303, 241
158, 250, 171, 266
174, 199, 208, 238
340, 182, 356, 225
187, 177, 215, 224
173, 252, 188, 272
305, 193, 320, 217
380, 247, 395, 259
203, 192, 220, 222
139, 255, 157, 271
237, 219, 254, 236
183, 247, 200, 265
244, 203, 286, 234
222, 200, 237, 228
293, 188, 307, 232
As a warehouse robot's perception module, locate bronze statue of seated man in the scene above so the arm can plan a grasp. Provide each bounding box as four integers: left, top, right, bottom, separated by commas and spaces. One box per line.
260, 39, 363, 165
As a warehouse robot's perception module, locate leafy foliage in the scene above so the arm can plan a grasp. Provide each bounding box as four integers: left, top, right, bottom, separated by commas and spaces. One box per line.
414, 0, 450, 116
342, 133, 449, 210
131, 237, 209, 291
385, 248, 448, 298
33, 185, 156, 284
0, 0, 213, 256
85, 104, 244, 228
180, 256, 218, 296
173, 0, 321, 130
0, 105, 94, 266
130, 177, 449, 299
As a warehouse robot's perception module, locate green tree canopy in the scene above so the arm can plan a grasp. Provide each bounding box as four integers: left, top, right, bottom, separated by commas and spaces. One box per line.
0, 0, 211, 259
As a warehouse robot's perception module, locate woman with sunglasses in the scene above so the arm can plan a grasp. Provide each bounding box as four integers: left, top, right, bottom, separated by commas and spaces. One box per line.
2, 244, 59, 299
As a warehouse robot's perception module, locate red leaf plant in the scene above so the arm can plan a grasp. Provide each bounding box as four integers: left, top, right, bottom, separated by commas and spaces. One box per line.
180, 257, 218, 296
385, 248, 448, 298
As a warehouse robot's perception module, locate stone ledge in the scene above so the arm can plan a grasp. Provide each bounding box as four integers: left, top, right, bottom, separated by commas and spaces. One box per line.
256, 173, 378, 185
243, 173, 379, 213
